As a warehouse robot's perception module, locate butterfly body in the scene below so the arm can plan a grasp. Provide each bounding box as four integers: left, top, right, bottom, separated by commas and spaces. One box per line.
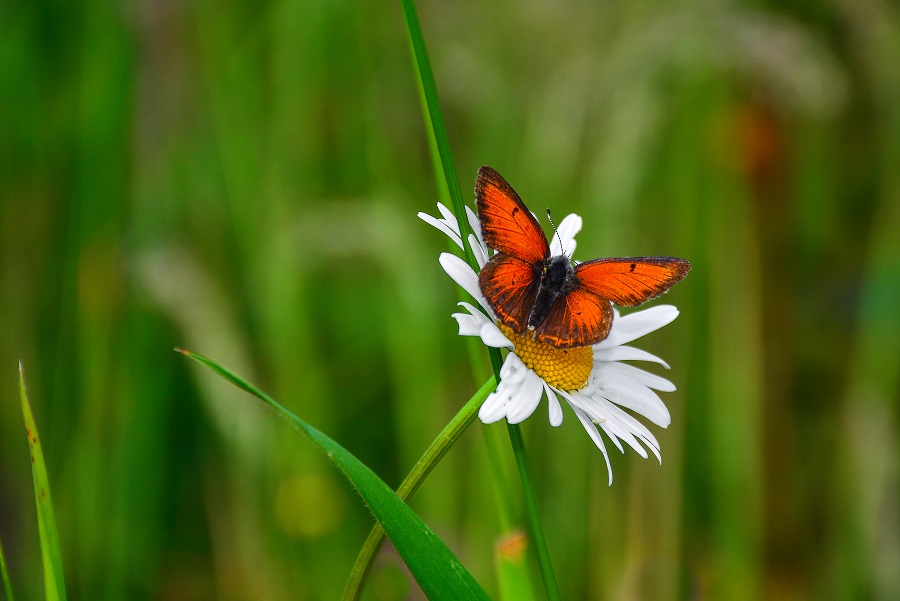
528, 254, 576, 331
475, 166, 690, 349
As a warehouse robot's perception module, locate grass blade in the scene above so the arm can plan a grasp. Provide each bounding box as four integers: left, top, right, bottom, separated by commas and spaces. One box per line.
18, 362, 67, 601
401, 2, 557, 598
401, 0, 477, 271
178, 349, 491, 600
343, 375, 498, 600
0, 532, 14, 601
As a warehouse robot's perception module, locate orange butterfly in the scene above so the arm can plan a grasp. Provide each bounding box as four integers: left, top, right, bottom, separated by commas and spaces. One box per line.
476, 166, 690, 348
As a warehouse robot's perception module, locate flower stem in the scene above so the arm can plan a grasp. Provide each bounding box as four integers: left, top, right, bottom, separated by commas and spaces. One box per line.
506, 423, 561, 601
487, 301, 561, 601
400, 1, 562, 597
342, 375, 498, 601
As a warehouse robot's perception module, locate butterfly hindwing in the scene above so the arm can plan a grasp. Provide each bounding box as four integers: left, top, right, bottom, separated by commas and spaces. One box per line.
476, 166, 550, 265
478, 253, 540, 333
574, 257, 691, 307
533, 288, 614, 348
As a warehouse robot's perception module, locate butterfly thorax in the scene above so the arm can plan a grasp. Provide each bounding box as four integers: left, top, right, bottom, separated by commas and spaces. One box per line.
527, 254, 576, 332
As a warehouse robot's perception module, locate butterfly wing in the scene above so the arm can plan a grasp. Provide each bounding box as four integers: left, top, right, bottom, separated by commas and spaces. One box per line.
478, 253, 540, 333
533, 288, 614, 348
574, 257, 691, 307
476, 166, 550, 264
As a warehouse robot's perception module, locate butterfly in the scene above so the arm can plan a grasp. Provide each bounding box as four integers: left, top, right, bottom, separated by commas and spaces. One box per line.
475, 166, 690, 349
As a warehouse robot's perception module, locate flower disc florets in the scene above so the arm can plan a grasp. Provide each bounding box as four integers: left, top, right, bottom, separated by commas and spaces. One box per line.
499, 325, 592, 391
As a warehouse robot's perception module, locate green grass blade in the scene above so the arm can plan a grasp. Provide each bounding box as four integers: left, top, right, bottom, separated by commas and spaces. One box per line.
0, 533, 15, 601
401, 0, 477, 271
18, 363, 67, 601
401, 3, 556, 599
177, 349, 491, 600
343, 375, 498, 601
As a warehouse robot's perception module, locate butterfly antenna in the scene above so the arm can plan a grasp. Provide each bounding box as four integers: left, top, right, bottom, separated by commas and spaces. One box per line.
546, 208, 566, 257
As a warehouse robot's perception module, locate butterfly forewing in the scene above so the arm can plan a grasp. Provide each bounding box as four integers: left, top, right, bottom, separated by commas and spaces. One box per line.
478, 254, 540, 333
574, 257, 691, 307
476, 166, 549, 265
533, 288, 614, 348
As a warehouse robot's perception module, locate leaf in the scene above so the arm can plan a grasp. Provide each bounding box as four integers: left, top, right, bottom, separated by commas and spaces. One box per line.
343, 376, 497, 600
18, 362, 67, 601
178, 349, 491, 601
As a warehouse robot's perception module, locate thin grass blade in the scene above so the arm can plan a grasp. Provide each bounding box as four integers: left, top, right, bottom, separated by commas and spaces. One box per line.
0, 533, 14, 601
178, 349, 491, 600
18, 362, 67, 601
401, 2, 556, 598
401, 0, 477, 270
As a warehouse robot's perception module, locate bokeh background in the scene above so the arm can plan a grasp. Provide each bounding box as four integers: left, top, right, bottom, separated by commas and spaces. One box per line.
1, 0, 898, 599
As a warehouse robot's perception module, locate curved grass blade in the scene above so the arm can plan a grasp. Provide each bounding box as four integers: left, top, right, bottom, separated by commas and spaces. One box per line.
0, 532, 14, 601
18, 362, 67, 601
177, 349, 491, 601
342, 375, 497, 600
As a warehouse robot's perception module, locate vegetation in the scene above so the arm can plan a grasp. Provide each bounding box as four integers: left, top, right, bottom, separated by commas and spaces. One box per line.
1, 0, 897, 599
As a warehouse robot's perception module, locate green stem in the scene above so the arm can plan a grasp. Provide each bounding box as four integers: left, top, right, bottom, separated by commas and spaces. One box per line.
342, 375, 498, 601
400, 1, 560, 598
506, 423, 561, 601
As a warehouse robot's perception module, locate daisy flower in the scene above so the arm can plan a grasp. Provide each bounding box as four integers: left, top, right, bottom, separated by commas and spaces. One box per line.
419, 203, 680, 484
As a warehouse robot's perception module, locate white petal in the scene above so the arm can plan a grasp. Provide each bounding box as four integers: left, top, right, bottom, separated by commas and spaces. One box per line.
602, 417, 659, 462
571, 406, 614, 485
480, 321, 513, 348
592, 396, 661, 454
560, 390, 622, 453
436, 202, 460, 236
599, 419, 646, 458
452, 312, 484, 337
419, 212, 463, 249
439, 253, 493, 315
458, 301, 490, 322
465, 206, 484, 249
565, 390, 650, 459
592, 345, 670, 369
637, 433, 662, 463
598, 421, 627, 454
546, 384, 563, 427
588, 370, 671, 427
550, 213, 582, 257
478, 392, 509, 423
506, 370, 544, 424
597, 305, 679, 349
451, 302, 491, 337
557, 213, 582, 237
594, 362, 676, 392
479, 354, 528, 423
469, 234, 488, 269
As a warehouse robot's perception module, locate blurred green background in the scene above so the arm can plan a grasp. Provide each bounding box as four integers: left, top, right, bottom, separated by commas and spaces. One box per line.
1, 0, 898, 599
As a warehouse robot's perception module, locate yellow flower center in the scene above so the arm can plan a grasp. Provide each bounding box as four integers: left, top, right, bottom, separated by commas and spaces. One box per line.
499, 324, 593, 391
